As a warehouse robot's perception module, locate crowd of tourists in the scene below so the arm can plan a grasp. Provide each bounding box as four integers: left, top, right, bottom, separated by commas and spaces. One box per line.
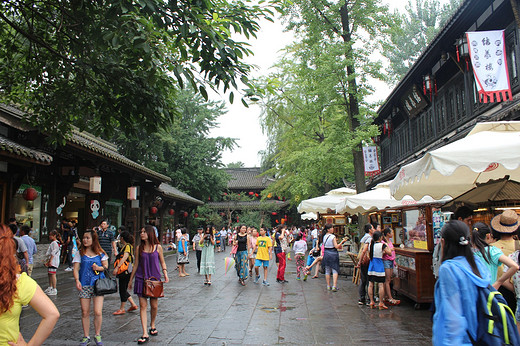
5, 207, 520, 345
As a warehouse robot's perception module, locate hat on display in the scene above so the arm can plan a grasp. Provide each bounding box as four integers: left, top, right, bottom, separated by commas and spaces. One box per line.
490, 209, 520, 234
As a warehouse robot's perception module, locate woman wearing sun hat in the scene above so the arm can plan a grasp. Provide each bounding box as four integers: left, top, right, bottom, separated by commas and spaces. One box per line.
491, 209, 520, 311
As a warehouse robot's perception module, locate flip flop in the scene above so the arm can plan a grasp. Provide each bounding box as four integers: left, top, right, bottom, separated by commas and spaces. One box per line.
312, 276, 319, 279
137, 336, 149, 344
149, 328, 158, 336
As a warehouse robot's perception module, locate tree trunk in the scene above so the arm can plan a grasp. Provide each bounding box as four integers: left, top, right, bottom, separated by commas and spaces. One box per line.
340, 2, 368, 230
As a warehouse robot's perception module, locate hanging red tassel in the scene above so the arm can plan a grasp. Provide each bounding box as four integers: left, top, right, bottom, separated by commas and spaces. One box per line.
423, 80, 426, 96
456, 45, 460, 62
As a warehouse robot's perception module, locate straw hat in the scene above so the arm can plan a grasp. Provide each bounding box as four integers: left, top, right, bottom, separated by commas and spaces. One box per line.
490, 209, 520, 233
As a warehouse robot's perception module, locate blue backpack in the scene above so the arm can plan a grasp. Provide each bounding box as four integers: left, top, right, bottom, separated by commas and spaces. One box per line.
468, 284, 520, 345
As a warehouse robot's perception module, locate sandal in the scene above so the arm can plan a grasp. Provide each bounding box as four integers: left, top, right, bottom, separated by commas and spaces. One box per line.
137, 336, 149, 344
312, 276, 319, 279
149, 328, 158, 336
379, 303, 389, 310
369, 302, 375, 309
389, 298, 401, 305
113, 309, 126, 315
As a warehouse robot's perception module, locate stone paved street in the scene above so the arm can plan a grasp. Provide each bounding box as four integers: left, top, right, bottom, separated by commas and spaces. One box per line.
21, 250, 433, 345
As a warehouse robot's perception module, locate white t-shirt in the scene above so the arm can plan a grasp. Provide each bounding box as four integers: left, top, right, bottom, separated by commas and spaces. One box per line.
311, 229, 318, 239
46, 240, 61, 268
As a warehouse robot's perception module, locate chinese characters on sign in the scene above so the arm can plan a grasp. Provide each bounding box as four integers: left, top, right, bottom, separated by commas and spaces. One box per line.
466, 30, 512, 103
400, 84, 428, 118
362, 146, 381, 177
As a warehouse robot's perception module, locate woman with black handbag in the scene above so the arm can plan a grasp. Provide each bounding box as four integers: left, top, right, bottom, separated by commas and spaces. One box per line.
112, 231, 138, 315
128, 225, 169, 345
73, 229, 109, 346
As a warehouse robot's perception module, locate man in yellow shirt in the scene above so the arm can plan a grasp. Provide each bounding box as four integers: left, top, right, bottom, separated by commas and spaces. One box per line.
254, 227, 272, 286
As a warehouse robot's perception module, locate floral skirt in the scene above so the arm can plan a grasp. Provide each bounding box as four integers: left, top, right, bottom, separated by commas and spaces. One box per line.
235, 250, 249, 280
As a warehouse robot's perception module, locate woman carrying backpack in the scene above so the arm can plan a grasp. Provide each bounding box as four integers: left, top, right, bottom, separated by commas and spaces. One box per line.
433, 220, 491, 345
112, 231, 138, 315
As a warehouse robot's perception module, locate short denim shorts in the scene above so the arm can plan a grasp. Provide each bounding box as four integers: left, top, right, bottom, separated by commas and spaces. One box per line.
255, 259, 270, 267
383, 260, 394, 269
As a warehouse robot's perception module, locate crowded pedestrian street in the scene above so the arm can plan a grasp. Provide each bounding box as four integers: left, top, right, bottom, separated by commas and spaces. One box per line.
20, 250, 432, 345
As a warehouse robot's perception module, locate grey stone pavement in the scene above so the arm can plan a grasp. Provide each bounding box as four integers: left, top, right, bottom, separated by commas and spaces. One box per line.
21, 250, 433, 345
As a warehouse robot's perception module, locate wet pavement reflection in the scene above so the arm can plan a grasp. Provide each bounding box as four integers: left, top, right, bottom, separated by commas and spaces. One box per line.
21, 250, 432, 345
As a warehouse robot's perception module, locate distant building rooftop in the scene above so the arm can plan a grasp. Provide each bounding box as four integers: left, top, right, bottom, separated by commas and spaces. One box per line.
225, 167, 274, 190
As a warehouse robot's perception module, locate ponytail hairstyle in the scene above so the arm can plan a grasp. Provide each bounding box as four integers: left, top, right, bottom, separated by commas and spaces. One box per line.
471, 222, 492, 264
0, 224, 18, 313
49, 229, 63, 244
370, 231, 382, 260
120, 231, 134, 245
441, 220, 481, 277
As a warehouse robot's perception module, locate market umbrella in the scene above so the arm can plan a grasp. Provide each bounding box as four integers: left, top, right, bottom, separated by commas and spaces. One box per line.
301, 212, 318, 220
390, 121, 520, 200
335, 181, 441, 214
297, 188, 356, 214
444, 177, 520, 207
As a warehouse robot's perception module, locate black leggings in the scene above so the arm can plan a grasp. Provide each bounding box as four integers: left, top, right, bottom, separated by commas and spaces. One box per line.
118, 272, 131, 302
196, 250, 202, 273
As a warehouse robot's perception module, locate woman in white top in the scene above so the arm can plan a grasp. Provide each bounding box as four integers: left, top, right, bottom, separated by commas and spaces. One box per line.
321, 224, 347, 291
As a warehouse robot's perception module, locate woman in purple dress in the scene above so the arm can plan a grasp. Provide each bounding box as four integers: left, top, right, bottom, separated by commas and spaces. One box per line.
128, 225, 169, 344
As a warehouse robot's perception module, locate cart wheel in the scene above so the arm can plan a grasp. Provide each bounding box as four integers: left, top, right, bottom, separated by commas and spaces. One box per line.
414, 303, 421, 310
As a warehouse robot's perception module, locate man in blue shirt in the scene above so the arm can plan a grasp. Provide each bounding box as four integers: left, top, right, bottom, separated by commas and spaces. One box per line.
19, 225, 37, 276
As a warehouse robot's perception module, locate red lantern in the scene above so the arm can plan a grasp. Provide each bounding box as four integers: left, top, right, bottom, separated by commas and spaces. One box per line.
150, 206, 158, 214
194, 213, 199, 218
223, 192, 227, 196
168, 209, 174, 215
183, 211, 188, 218
271, 212, 277, 216
22, 187, 38, 201
255, 193, 259, 198
208, 196, 211, 201
249, 191, 254, 195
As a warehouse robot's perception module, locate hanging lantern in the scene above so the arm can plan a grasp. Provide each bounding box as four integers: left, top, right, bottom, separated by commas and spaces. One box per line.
249, 191, 254, 196
267, 193, 272, 198
223, 192, 228, 196
150, 206, 158, 214
22, 187, 38, 201
455, 36, 469, 62
183, 211, 188, 218
168, 209, 175, 215
220, 212, 225, 217
208, 196, 211, 201
89, 176, 102, 193
236, 216, 239, 222
194, 213, 199, 218
127, 186, 137, 200
255, 193, 259, 198
271, 212, 277, 216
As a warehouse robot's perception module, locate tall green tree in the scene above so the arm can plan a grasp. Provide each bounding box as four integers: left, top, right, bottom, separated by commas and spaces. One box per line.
382, 0, 462, 83
255, 0, 394, 205
0, 0, 282, 142
112, 88, 234, 200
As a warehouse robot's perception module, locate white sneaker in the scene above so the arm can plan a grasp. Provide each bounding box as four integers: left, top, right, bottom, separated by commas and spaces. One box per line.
44, 287, 52, 294
47, 288, 57, 296
65, 267, 73, 272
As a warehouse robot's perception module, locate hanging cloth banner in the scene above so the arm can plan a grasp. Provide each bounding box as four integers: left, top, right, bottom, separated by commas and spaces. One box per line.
362, 146, 380, 177
466, 30, 512, 103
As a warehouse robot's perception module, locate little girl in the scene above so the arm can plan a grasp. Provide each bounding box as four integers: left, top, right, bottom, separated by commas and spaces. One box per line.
367, 231, 392, 309
73, 229, 109, 346
293, 234, 308, 280
44, 230, 62, 296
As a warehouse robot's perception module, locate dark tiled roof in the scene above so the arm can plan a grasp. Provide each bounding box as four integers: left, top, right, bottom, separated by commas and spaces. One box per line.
0, 135, 53, 165
69, 130, 171, 182
207, 200, 289, 210
225, 168, 273, 190
157, 183, 203, 206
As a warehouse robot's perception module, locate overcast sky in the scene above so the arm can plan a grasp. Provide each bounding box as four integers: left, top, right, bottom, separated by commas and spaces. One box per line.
208, 1, 446, 167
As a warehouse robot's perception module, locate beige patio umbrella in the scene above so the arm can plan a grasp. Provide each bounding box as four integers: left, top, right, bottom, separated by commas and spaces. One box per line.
390, 121, 520, 200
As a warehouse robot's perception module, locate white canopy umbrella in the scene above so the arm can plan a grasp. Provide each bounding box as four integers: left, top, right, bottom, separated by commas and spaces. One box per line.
326, 187, 357, 195
390, 121, 520, 200
300, 212, 318, 220
335, 181, 438, 214
297, 194, 349, 214
297, 186, 356, 214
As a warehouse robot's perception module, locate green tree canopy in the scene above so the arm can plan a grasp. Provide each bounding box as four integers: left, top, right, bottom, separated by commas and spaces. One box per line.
227, 162, 245, 168
111, 88, 233, 200
255, 0, 393, 205
382, 0, 462, 83
0, 0, 282, 142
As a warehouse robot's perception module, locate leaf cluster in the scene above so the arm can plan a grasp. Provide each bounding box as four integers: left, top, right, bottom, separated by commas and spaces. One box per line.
0, 0, 282, 142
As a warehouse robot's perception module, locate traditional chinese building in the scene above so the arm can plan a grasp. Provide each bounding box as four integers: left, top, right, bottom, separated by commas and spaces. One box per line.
372, 0, 520, 185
